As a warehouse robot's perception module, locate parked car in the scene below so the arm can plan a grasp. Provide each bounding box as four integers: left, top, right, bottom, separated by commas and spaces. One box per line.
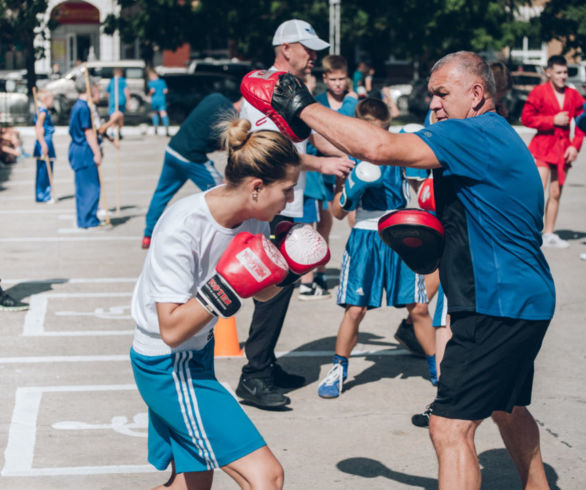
0, 73, 33, 125
508, 71, 543, 123
44, 60, 148, 123
162, 72, 241, 124
406, 78, 431, 118
188, 58, 254, 82
567, 63, 586, 97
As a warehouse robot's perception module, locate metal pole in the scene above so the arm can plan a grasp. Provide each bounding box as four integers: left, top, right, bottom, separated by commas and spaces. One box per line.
329, 0, 341, 55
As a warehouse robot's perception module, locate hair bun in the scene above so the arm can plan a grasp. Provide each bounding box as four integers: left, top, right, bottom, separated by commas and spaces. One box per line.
225, 118, 252, 150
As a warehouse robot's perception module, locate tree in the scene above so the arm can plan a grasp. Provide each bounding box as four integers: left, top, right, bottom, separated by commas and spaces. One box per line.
102, 0, 197, 66
538, 0, 586, 57
0, 0, 53, 94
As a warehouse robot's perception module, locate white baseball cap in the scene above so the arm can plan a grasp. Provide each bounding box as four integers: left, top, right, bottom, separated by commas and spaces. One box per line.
272, 19, 330, 51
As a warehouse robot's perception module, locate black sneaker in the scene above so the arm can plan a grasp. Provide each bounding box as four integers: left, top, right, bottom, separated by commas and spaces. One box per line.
394, 319, 425, 357
236, 376, 291, 409
411, 405, 433, 428
272, 364, 306, 389
0, 290, 29, 311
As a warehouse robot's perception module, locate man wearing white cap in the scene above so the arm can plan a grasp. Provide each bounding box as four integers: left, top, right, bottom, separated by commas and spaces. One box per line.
236, 19, 353, 409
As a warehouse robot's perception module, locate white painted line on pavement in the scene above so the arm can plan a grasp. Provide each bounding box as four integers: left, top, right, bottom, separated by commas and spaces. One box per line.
0, 236, 138, 242
2, 384, 157, 477
0, 349, 406, 365
2, 277, 137, 284
24, 292, 133, 336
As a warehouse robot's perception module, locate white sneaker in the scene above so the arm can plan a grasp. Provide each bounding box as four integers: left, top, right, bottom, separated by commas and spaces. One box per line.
542, 233, 569, 248
580, 253, 586, 261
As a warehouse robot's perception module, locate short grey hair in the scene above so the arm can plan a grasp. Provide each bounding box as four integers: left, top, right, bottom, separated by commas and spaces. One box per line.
74, 74, 98, 94
431, 51, 496, 99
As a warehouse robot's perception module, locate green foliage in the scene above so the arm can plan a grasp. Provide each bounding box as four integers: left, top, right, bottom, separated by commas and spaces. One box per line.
102, 0, 196, 64
0, 0, 52, 93
538, 0, 586, 56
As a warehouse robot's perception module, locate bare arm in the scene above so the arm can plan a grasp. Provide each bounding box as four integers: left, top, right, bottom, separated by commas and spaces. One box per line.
35, 112, 49, 155
83, 127, 102, 165
300, 103, 440, 169
310, 132, 346, 157
300, 153, 354, 177
156, 299, 214, 348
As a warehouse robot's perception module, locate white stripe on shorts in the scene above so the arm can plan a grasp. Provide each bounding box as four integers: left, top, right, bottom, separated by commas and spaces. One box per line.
172, 352, 218, 469
414, 273, 428, 304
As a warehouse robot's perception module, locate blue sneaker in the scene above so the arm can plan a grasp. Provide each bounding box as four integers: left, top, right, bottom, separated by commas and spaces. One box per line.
317, 363, 346, 398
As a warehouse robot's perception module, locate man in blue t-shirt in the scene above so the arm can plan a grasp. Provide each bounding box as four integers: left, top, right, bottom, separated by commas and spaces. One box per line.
141, 92, 239, 248
278, 50, 554, 489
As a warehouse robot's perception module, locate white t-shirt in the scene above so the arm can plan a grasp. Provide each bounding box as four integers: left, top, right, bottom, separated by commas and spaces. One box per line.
131, 189, 269, 356
239, 66, 307, 218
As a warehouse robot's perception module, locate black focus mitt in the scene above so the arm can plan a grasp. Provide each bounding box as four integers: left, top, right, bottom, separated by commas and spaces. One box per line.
378, 209, 444, 274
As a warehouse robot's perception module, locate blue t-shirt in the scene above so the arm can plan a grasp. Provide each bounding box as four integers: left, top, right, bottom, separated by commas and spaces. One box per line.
148, 78, 168, 104
106, 77, 128, 110
169, 93, 235, 163
68, 98, 94, 171
416, 112, 555, 320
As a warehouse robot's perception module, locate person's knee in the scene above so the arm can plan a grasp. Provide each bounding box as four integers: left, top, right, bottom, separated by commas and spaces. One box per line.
429, 416, 478, 450
257, 460, 284, 489
407, 302, 430, 321
345, 305, 367, 323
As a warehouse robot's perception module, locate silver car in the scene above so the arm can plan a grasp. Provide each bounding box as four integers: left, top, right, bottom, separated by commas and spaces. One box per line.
44, 60, 148, 123
0, 74, 32, 126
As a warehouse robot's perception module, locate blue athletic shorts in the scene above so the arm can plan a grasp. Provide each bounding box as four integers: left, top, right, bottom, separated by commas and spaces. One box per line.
152, 99, 167, 112
337, 228, 428, 308
433, 283, 448, 328
130, 342, 265, 473
294, 196, 320, 224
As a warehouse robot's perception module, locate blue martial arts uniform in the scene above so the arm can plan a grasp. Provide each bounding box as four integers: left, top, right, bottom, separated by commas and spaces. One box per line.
33, 107, 56, 202
68, 98, 101, 228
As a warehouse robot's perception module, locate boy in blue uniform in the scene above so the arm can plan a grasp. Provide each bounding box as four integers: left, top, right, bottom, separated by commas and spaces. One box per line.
147, 69, 169, 136
106, 68, 129, 137
33, 89, 56, 203
68, 77, 103, 229
317, 98, 434, 398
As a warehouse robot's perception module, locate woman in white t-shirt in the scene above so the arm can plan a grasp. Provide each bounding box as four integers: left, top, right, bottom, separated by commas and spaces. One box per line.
130, 118, 300, 489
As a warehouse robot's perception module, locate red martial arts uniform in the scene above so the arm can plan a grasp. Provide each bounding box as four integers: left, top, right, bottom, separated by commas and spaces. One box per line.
521, 82, 585, 186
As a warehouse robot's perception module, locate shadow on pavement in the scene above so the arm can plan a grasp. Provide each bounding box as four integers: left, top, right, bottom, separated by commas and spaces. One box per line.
278, 332, 429, 395
3, 278, 69, 301
336, 449, 560, 489
557, 229, 586, 241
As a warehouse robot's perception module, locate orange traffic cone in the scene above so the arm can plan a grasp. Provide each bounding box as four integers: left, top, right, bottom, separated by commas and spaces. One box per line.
214, 316, 244, 357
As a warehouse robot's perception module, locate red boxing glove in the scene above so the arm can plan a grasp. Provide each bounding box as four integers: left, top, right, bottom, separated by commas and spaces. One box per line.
417, 178, 436, 212
273, 222, 330, 285
196, 233, 289, 317
240, 70, 312, 142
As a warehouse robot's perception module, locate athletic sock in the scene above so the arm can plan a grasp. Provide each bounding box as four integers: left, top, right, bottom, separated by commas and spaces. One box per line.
162, 115, 169, 128
152, 114, 160, 127
426, 354, 438, 386
333, 354, 349, 378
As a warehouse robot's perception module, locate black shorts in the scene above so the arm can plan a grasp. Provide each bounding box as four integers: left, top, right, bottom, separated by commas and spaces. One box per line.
432, 312, 550, 420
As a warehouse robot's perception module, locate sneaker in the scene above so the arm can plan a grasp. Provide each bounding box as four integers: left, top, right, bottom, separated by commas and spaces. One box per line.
272, 364, 305, 389
298, 282, 331, 301
542, 233, 569, 248
142, 236, 151, 249
580, 253, 586, 261
235, 376, 290, 409
317, 364, 346, 398
411, 405, 433, 428
0, 290, 29, 311
394, 319, 425, 357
